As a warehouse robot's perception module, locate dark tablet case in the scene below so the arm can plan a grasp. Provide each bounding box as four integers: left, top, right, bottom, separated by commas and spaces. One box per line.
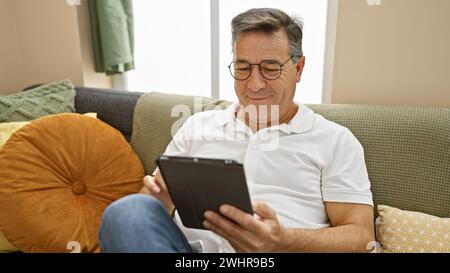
156, 156, 253, 229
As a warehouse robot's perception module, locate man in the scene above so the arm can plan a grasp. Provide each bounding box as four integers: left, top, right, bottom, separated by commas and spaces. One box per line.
98, 8, 374, 253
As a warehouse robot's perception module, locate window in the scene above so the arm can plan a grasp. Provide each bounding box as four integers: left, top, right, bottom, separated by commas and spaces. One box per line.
127, 0, 211, 97
129, 0, 333, 104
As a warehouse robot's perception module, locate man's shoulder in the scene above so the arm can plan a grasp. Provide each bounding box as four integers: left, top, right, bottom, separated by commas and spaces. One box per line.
305, 108, 365, 157
308, 108, 359, 145
310, 109, 350, 136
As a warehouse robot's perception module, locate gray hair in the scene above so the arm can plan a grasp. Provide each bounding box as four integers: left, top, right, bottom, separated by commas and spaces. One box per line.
231, 8, 304, 61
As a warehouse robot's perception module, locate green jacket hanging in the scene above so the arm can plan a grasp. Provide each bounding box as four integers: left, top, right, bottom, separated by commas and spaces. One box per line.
88, 0, 134, 75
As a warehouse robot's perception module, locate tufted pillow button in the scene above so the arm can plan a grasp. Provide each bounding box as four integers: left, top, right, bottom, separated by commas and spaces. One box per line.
72, 181, 86, 195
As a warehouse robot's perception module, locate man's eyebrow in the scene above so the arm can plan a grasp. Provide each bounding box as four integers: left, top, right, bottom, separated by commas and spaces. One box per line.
262, 59, 282, 63
234, 58, 249, 63
234, 58, 282, 63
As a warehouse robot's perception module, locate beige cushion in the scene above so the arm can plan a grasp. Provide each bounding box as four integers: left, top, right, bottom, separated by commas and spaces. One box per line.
377, 205, 450, 253
0, 121, 29, 149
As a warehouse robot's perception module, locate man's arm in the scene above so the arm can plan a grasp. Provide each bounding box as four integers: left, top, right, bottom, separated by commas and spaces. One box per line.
203, 201, 374, 253
282, 202, 375, 252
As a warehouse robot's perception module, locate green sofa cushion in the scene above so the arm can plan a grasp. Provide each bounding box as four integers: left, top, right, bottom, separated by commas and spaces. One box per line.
0, 79, 76, 122
131, 93, 450, 218
307, 104, 450, 218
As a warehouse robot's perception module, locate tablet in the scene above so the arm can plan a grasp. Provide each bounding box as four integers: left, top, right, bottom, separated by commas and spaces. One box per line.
155, 155, 253, 230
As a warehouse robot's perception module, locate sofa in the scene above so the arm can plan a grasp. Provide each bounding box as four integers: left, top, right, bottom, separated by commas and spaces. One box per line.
5, 85, 439, 253
75, 85, 450, 217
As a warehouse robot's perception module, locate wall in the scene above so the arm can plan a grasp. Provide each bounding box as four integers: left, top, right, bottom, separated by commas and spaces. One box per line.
2, 0, 449, 105
0, 0, 111, 95
13, 0, 84, 91
332, 0, 450, 107
0, 0, 24, 93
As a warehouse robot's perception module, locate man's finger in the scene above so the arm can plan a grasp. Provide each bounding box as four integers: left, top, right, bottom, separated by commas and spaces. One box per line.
143, 176, 160, 193
139, 185, 151, 195
252, 201, 277, 220
213, 205, 269, 237
204, 210, 258, 242
153, 169, 168, 192
202, 220, 248, 252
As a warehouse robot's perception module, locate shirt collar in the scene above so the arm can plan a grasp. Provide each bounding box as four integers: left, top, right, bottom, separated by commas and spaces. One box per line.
217, 102, 314, 135
217, 102, 239, 127
285, 104, 314, 134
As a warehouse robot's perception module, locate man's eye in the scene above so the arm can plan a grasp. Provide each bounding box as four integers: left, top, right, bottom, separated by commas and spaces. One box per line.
263, 68, 279, 72
262, 68, 280, 74
236, 67, 250, 71
262, 63, 280, 70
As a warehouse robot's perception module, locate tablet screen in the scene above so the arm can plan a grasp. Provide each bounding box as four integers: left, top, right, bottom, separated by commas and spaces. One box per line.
156, 155, 253, 229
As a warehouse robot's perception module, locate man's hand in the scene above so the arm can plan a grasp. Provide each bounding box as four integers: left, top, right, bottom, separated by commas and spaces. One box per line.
139, 169, 175, 213
202, 201, 288, 252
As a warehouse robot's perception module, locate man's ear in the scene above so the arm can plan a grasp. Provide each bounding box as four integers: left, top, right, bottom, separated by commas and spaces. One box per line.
295, 56, 306, 83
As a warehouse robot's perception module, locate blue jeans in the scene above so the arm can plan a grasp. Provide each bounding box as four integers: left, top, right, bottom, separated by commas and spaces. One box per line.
98, 194, 195, 253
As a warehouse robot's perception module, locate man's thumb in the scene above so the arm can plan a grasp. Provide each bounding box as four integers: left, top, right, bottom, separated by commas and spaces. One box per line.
252, 201, 277, 219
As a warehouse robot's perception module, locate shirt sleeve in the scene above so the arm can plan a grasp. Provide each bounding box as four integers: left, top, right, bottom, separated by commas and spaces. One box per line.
163, 115, 194, 156
321, 129, 374, 206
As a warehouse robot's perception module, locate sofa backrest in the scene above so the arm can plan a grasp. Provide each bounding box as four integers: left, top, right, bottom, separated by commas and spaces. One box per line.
75, 87, 143, 141
308, 104, 450, 218
132, 93, 450, 218
130, 92, 231, 175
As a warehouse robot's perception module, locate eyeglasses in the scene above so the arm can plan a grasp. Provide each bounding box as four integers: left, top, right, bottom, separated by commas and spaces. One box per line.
228, 55, 300, 81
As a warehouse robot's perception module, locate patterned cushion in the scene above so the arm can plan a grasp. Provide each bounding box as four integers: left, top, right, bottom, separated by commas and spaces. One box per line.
0, 79, 75, 122
377, 205, 450, 253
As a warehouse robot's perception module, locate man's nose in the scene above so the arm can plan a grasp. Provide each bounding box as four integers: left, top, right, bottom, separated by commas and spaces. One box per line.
246, 66, 266, 91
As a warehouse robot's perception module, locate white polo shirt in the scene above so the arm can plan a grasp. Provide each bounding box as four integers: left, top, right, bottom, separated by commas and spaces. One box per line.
164, 102, 373, 253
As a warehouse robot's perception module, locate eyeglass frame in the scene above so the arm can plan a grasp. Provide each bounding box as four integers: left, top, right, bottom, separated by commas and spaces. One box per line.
228, 55, 301, 81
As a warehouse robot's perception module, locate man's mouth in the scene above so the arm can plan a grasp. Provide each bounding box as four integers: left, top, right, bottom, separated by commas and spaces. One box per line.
248, 95, 272, 101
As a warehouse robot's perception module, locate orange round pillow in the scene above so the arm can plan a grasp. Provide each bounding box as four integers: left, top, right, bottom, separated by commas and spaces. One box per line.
0, 113, 144, 252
